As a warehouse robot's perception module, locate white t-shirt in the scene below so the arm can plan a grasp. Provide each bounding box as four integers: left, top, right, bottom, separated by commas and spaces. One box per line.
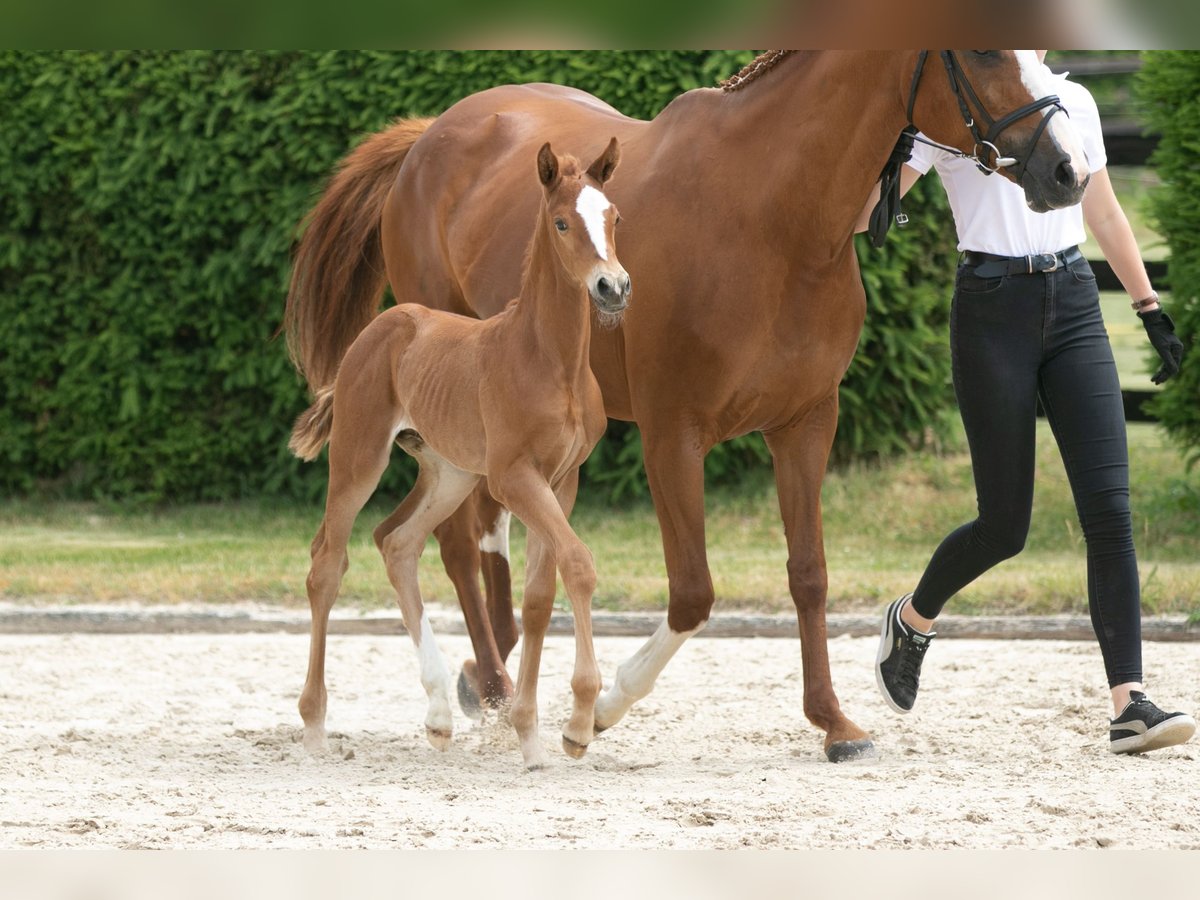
906, 67, 1106, 257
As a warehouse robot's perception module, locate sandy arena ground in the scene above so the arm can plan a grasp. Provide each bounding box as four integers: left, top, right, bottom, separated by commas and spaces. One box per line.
2, 629, 1197, 849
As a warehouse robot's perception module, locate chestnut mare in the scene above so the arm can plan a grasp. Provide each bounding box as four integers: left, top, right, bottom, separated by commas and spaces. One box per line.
289, 140, 629, 769
285, 51, 1088, 763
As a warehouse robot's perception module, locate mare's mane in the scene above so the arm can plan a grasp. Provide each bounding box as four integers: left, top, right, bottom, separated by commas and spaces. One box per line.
720, 50, 801, 92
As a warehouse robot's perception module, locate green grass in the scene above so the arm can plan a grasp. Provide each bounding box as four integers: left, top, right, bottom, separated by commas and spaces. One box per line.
3, 421, 1198, 619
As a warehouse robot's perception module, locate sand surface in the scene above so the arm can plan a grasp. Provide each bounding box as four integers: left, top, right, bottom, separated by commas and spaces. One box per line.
2, 630, 1197, 849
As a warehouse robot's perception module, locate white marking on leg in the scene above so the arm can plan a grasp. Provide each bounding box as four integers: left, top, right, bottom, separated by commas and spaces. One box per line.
414, 612, 454, 748
593, 618, 705, 730
576, 185, 611, 261
478, 509, 511, 561
1015, 50, 1088, 183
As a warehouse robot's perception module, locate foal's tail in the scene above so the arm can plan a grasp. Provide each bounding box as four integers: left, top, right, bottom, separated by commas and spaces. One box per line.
289, 386, 336, 462
284, 117, 435, 391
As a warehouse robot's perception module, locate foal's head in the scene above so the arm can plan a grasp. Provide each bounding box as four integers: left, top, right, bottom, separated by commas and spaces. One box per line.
536, 138, 630, 328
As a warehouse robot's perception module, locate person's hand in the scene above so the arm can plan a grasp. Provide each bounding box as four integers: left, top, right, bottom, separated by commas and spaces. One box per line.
1138, 308, 1185, 384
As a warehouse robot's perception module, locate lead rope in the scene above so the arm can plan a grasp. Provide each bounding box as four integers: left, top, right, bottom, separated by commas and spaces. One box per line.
868, 126, 917, 249
866, 52, 929, 248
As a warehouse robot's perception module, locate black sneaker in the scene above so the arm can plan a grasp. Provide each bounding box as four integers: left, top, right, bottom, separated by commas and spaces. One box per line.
1109, 692, 1196, 754
875, 593, 935, 714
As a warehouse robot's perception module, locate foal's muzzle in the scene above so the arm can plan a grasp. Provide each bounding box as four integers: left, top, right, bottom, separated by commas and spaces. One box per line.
591, 270, 631, 316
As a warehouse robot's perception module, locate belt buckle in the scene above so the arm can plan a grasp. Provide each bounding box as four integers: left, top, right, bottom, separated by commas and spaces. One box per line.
1035, 253, 1058, 273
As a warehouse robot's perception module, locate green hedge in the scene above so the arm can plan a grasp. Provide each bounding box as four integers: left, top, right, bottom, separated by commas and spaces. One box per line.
1138, 52, 1200, 466
0, 51, 956, 503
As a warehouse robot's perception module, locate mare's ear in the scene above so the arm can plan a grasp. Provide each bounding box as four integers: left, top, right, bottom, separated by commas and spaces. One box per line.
537, 142, 560, 189
586, 136, 620, 185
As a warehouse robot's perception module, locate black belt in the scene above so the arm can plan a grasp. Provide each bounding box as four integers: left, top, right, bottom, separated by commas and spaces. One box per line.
961, 246, 1083, 277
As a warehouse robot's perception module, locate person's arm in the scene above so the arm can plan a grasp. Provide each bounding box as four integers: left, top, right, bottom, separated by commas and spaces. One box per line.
1084, 166, 1184, 383
853, 164, 923, 234
1082, 167, 1155, 308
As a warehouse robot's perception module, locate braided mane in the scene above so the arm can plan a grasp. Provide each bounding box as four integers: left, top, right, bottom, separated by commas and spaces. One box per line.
720, 50, 797, 92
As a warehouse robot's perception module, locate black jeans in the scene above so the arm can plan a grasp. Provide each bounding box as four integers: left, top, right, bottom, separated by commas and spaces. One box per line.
910, 253, 1142, 687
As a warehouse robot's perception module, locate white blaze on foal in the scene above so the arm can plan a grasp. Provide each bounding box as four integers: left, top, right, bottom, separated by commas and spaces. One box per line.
1014, 50, 1089, 186
576, 184, 612, 261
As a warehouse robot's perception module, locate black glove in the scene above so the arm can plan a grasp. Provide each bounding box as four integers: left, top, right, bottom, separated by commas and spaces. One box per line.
1138, 308, 1184, 385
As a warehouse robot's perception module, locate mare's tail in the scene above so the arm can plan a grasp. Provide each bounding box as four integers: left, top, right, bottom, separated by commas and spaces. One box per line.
284, 117, 435, 391
289, 386, 336, 462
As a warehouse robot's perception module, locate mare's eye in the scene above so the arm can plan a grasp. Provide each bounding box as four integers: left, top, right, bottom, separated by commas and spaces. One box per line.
555, 218, 568, 233
615, 213, 622, 225
972, 50, 997, 58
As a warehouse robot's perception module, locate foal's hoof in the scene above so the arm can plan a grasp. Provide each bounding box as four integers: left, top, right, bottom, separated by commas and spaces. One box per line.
457, 665, 484, 721
426, 726, 453, 752
825, 738, 876, 763
301, 727, 328, 755
562, 734, 589, 760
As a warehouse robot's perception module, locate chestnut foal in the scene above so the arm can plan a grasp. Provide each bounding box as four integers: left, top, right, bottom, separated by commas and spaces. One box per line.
289, 139, 629, 769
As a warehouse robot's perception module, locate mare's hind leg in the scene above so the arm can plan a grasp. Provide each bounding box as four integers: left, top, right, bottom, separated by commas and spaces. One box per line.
764, 393, 873, 762
430, 482, 515, 718
374, 437, 480, 751
477, 480, 519, 668
300, 418, 395, 753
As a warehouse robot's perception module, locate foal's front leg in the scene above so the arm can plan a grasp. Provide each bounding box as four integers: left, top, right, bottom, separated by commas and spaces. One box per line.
498, 467, 601, 767
510, 529, 556, 769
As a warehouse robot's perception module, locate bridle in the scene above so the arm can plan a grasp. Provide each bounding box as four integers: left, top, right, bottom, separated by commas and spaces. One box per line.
869, 50, 1067, 248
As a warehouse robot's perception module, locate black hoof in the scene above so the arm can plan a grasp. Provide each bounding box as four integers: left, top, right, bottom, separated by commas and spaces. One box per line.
457, 667, 483, 720
592, 722, 609, 737
826, 738, 876, 763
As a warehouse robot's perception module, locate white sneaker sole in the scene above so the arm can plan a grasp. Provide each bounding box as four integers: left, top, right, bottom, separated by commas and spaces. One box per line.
1110, 713, 1197, 754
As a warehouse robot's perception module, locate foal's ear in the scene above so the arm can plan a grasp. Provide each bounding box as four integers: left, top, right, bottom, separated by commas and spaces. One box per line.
537, 142, 560, 189
586, 137, 620, 185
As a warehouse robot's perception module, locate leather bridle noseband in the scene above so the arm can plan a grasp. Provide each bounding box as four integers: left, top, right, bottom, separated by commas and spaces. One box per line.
869, 50, 1067, 248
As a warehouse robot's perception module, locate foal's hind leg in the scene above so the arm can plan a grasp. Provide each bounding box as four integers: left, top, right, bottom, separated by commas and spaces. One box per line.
374, 439, 480, 751
300, 424, 395, 753
764, 394, 873, 762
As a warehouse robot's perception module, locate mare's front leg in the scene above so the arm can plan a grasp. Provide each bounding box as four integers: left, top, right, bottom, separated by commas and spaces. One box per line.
374, 443, 481, 751
763, 392, 873, 762
593, 427, 710, 734
494, 467, 601, 768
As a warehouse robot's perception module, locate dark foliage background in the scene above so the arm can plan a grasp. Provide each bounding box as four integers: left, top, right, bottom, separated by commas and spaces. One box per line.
1138, 52, 1200, 470
1, 51, 957, 503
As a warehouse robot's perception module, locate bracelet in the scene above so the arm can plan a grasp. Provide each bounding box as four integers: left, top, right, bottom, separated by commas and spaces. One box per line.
1131, 292, 1159, 312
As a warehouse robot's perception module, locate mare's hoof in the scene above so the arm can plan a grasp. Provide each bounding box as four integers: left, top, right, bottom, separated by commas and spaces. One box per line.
457, 665, 484, 720
426, 726, 453, 752
592, 721, 610, 737
825, 738, 876, 763
562, 734, 589, 759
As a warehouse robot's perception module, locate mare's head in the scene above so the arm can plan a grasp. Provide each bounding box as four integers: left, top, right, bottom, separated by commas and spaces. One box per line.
908, 50, 1089, 212
536, 137, 630, 327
